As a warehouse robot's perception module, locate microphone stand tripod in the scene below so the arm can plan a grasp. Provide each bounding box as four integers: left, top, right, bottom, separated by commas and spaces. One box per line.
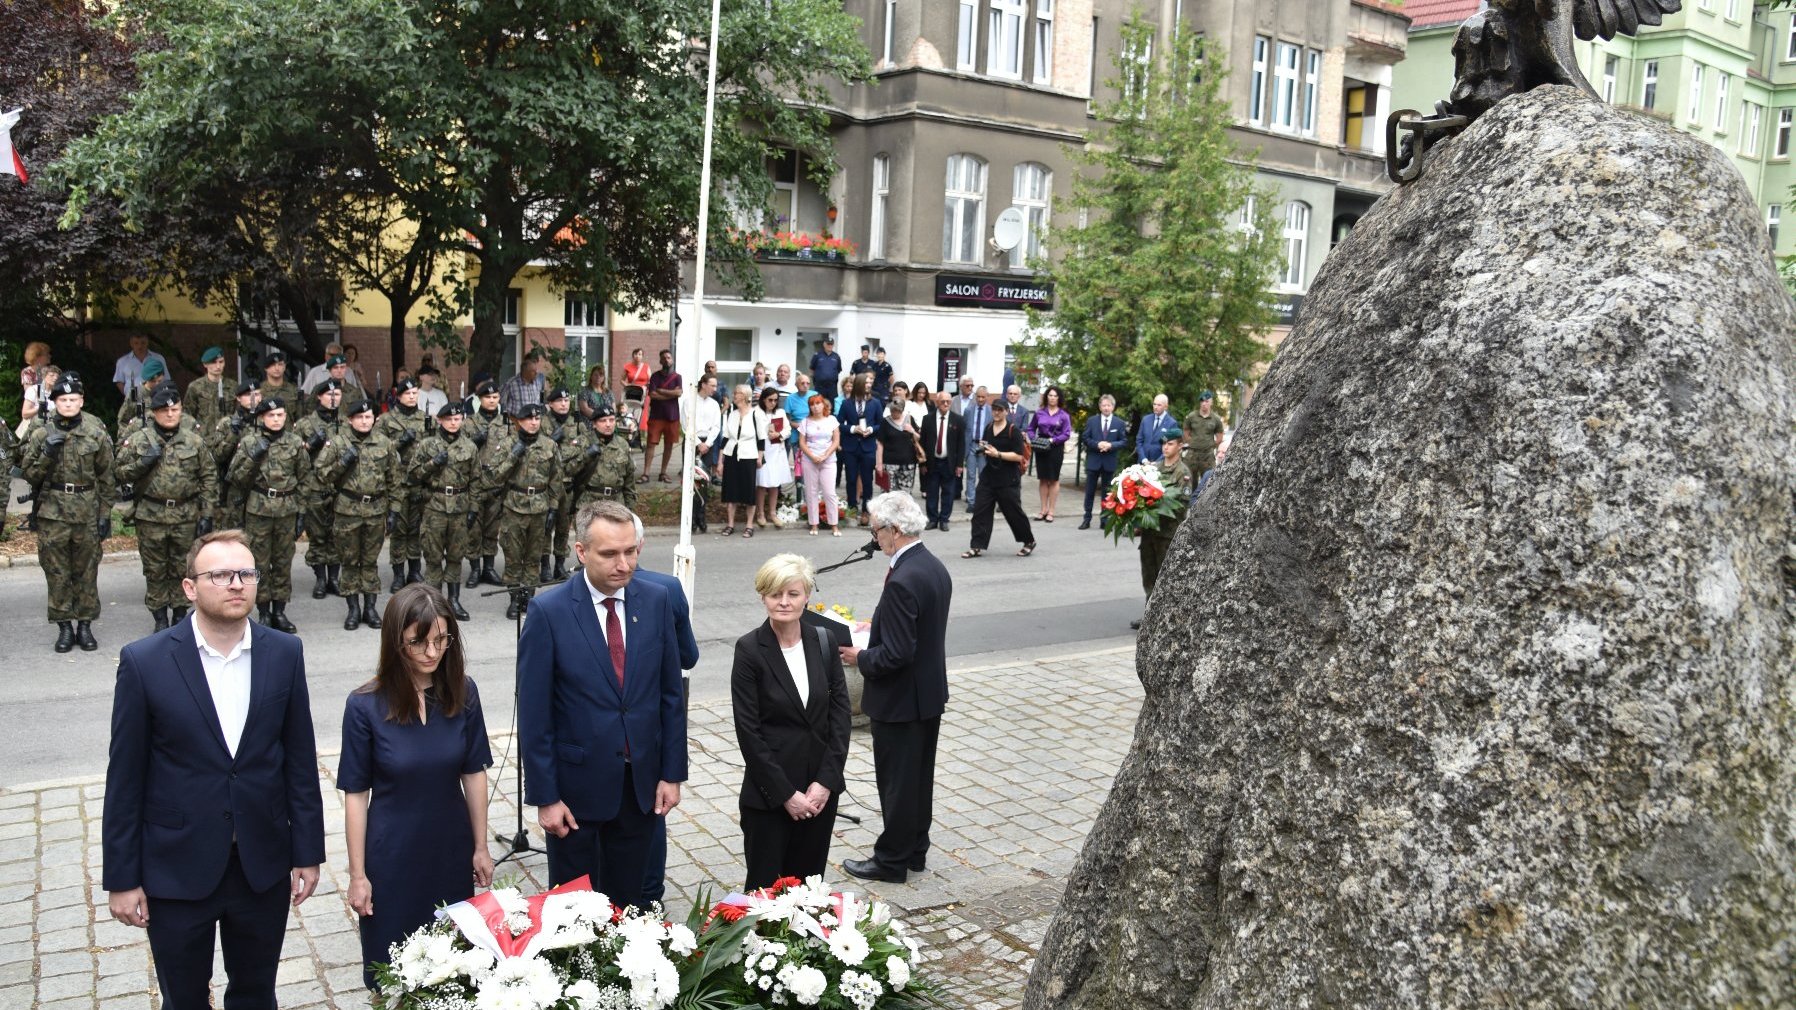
481, 573, 570, 866
809, 539, 880, 825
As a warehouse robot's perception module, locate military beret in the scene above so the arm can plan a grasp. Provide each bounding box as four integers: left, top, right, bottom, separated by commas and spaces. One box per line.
235, 379, 260, 397
590, 404, 617, 421
475, 380, 499, 396
139, 358, 166, 380
312, 378, 343, 396
546, 387, 570, 402
437, 402, 465, 418
394, 376, 420, 393
200, 346, 225, 364
149, 385, 182, 410
254, 397, 286, 416
326, 353, 348, 367
50, 376, 83, 398
261, 349, 286, 365
1199, 390, 1214, 401
513, 403, 546, 419
1160, 424, 1183, 441
344, 399, 376, 417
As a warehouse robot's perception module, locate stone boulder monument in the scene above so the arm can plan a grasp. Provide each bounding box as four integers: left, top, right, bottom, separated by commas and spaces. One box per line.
1026, 87, 1794, 1008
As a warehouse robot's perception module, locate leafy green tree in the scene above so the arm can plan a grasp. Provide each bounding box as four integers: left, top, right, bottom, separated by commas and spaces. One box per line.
1025, 15, 1282, 412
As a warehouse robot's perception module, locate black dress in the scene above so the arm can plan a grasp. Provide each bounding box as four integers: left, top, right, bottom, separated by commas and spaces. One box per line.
337, 682, 493, 988
719, 409, 763, 506
969, 423, 1033, 550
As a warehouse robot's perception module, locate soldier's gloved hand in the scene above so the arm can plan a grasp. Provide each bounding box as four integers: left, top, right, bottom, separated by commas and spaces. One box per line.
230, 416, 245, 434
97, 515, 112, 540
585, 442, 602, 459
117, 484, 135, 503
432, 450, 449, 468
306, 431, 327, 453
140, 438, 164, 464
466, 509, 478, 527
398, 430, 417, 448
247, 437, 271, 461
386, 511, 398, 534
43, 428, 68, 457
340, 445, 360, 469
471, 430, 487, 449
549, 426, 564, 444
196, 515, 214, 537
295, 514, 305, 538
509, 440, 528, 460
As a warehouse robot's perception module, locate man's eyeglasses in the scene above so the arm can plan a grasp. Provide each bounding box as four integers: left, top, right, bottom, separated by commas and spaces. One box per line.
404, 634, 455, 656
191, 568, 260, 587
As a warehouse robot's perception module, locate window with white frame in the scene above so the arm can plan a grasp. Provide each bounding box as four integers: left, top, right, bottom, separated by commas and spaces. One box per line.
771, 149, 800, 228
1013, 162, 1052, 262
989, 0, 1026, 79
1272, 42, 1300, 132
958, 0, 978, 71
1249, 37, 1269, 126
1643, 60, 1658, 109
1281, 201, 1310, 289
1033, 0, 1054, 85
1777, 108, 1792, 157
503, 290, 520, 331
1122, 29, 1152, 107
943, 154, 987, 265
1743, 101, 1763, 155
1690, 64, 1704, 124
1788, 16, 1796, 60
1724, 0, 1739, 19
1236, 194, 1259, 235
1697, 0, 1712, 11
1603, 55, 1618, 103
1302, 49, 1321, 136
882, 0, 897, 64
1769, 204, 1782, 248
1715, 73, 1729, 131
869, 154, 890, 260
564, 297, 608, 377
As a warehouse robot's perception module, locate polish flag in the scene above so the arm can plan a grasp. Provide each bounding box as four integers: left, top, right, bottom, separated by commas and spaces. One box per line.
1, 109, 27, 184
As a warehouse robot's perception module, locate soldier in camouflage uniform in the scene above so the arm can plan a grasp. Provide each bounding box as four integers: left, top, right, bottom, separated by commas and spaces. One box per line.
409, 402, 481, 620
254, 349, 298, 417
209, 380, 260, 529
114, 358, 170, 437
376, 376, 430, 591
116, 384, 217, 631
316, 398, 396, 630
0, 421, 16, 540
294, 379, 347, 599
315, 353, 366, 409
1134, 425, 1194, 630
570, 405, 638, 515
227, 397, 308, 632
19, 375, 115, 653
183, 346, 234, 433
481, 403, 561, 619
543, 386, 584, 581
464, 379, 507, 588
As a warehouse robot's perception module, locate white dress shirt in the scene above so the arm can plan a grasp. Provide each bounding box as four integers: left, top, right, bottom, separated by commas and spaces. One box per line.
193, 614, 253, 758
888, 539, 922, 570
779, 639, 811, 707
586, 572, 626, 649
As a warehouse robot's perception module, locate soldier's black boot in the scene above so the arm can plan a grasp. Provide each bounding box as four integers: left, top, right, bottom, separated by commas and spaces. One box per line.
505, 589, 523, 621
405, 558, 422, 585
171, 605, 189, 624
552, 556, 568, 581
257, 603, 270, 625
539, 554, 552, 584
389, 565, 406, 594
151, 607, 170, 632
465, 561, 480, 589
445, 584, 470, 621
344, 596, 361, 631
53, 622, 74, 654
479, 555, 503, 587
324, 564, 341, 597
310, 564, 328, 599
75, 621, 97, 652
268, 601, 297, 634
362, 593, 382, 629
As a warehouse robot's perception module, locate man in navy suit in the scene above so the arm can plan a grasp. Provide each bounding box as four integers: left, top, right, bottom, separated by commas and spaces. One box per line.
1135, 392, 1173, 463
627, 511, 698, 903
519, 499, 687, 908
835, 378, 883, 525
839, 493, 952, 884
1080, 394, 1128, 529
103, 530, 325, 1009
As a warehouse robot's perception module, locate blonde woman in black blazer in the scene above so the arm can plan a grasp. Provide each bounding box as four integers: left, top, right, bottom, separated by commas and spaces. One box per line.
730, 553, 852, 890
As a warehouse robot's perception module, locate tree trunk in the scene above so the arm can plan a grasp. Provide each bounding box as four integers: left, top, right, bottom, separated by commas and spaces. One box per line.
385, 293, 420, 377
469, 254, 525, 381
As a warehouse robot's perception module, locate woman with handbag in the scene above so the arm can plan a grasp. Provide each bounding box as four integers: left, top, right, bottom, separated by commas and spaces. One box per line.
753, 386, 791, 529
1025, 386, 1074, 522
718, 384, 766, 537
963, 399, 1036, 558
875, 396, 922, 497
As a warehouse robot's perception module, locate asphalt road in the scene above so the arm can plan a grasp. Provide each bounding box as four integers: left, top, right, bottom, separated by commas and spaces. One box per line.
0, 493, 1145, 788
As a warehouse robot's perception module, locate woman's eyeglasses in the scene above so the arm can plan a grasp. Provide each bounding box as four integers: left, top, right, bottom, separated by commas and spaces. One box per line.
403, 634, 456, 656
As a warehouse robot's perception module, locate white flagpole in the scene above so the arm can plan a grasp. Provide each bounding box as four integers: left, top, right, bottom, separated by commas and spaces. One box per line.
674, 0, 724, 604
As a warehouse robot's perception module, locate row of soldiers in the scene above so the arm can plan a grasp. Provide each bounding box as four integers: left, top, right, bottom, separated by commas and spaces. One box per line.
9, 366, 638, 652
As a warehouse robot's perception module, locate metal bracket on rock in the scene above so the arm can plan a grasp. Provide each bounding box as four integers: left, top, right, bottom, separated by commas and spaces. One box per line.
1385, 109, 1470, 184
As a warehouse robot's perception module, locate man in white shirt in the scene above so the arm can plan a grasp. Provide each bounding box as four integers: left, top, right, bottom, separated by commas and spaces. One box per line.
298, 342, 344, 393
113, 333, 171, 397
416, 365, 449, 417
772, 363, 796, 394
103, 530, 324, 1008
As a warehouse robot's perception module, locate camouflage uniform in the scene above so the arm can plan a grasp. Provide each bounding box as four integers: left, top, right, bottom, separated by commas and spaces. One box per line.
570, 429, 638, 513
544, 407, 585, 574
116, 419, 217, 614
293, 407, 346, 586
481, 425, 560, 602
21, 414, 115, 627
0, 422, 16, 538
317, 425, 396, 628
465, 405, 508, 584
184, 374, 234, 433
114, 384, 162, 437
228, 424, 310, 614
117, 411, 198, 451
410, 426, 481, 590
209, 409, 257, 529
1139, 455, 1194, 597
375, 404, 430, 585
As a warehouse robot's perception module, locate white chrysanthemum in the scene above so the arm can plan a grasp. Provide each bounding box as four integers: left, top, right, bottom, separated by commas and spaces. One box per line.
492, 889, 534, 937
475, 956, 562, 1010
757, 973, 775, 990
541, 891, 614, 930
778, 964, 828, 1006
536, 920, 598, 950
758, 954, 778, 972
666, 924, 697, 957
457, 946, 497, 980
826, 925, 869, 967
617, 939, 679, 1010
614, 915, 668, 948
837, 969, 884, 1010
885, 954, 911, 990
564, 980, 604, 1008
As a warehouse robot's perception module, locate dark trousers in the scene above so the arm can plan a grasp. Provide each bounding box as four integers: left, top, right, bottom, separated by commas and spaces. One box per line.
146, 848, 290, 1010
842, 450, 876, 509
969, 480, 1033, 550
546, 772, 659, 910
740, 797, 840, 891
870, 716, 941, 873
921, 461, 957, 522
1083, 465, 1115, 519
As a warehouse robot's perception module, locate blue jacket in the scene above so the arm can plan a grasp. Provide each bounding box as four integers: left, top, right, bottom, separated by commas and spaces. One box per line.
836, 396, 883, 457
1082, 413, 1128, 470
632, 568, 700, 671
1135, 410, 1173, 463
103, 619, 325, 899
518, 573, 688, 821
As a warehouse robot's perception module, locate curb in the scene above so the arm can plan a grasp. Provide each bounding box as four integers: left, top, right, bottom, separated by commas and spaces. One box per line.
0, 549, 140, 570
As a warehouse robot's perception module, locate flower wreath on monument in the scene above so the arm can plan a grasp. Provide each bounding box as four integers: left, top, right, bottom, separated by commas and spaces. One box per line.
1098, 462, 1186, 544
373, 874, 942, 1010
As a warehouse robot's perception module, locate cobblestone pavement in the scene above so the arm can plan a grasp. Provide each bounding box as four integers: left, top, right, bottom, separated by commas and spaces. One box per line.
5, 644, 1141, 1009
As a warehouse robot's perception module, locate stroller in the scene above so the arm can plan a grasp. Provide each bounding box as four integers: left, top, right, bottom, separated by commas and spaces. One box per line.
620, 383, 647, 448
687, 461, 712, 534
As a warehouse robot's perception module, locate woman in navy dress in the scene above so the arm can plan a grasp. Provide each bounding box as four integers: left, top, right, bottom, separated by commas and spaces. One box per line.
338, 584, 494, 988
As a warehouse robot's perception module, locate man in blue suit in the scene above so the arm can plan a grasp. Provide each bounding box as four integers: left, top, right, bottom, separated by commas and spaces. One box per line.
1080, 394, 1128, 529
519, 499, 688, 908
628, 512, 698, 903
835, 379, 883, 525
103, 530, 325, 1009
1135, 392, 1173, 463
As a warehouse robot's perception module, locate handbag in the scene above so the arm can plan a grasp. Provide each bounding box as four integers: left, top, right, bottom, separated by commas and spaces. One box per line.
875, 468, 891, 492
1029, 435, 1053, 452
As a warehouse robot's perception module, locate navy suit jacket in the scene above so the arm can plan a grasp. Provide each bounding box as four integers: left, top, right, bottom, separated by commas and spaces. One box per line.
858, 542, 952, 723
836, 397, 883, 457
632, 568, 700, 671
1082, 413, 1127, 470
518, 573, 688, 821
1135, 410, 1171, 462
102, 619, 325, 900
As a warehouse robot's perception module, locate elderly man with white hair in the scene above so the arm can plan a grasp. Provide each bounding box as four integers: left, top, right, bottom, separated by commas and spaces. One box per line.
838, 492, 952, 884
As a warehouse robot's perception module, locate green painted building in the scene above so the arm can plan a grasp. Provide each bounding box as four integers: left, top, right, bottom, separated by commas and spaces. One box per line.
1392, 0, 1795, 258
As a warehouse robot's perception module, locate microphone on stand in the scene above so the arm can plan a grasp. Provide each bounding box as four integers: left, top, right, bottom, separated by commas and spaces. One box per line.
855, 535, 880, 559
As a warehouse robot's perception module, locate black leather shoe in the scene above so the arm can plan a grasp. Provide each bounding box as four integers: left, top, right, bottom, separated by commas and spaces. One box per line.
151, 607, 170, 632
54, 622, 74, 654
445, 584, 470, 621
310, 565, 328, 599
842, 858, 905, 884
75, 621, 98, 652
1078, 518, 1092, 530
390, 566, 407, 593
938, 521, 950, 532
344, 597, 361, 631
362, 593, 383, 629
268, 602, 297, 634
324, 564, 341, 597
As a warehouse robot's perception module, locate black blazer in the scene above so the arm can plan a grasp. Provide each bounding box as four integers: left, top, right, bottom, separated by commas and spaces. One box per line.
731, 621, 851, 811
102, 619, 326, 900
858, 543, 952, 722
917, 410, 966, 469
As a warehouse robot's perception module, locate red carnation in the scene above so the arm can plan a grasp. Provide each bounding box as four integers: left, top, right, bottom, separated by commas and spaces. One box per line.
771, 876, 804, 893
711, 902, 748, 923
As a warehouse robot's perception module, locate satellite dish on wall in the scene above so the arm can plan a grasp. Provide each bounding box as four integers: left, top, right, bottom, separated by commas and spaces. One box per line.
992, 207, 1026, 252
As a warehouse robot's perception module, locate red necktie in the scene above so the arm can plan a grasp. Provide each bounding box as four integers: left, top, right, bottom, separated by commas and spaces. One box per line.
602, 598, 625, 690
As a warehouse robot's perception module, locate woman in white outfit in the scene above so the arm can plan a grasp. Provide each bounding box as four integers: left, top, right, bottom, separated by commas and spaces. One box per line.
754, 387, 791, 529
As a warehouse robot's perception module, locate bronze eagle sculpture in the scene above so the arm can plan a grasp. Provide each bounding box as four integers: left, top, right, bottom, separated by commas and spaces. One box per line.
1387, 0, 1684, 182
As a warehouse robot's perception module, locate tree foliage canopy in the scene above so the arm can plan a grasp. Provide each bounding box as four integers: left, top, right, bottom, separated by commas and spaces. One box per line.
1025, 15, 1281, 411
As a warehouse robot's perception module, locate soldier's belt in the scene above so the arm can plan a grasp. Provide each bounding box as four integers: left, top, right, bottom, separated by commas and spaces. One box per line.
438, 486, 467, 495
254, 487, 296, 499
338, 491, 380, 504
594, 486, 620, 496
48, 483, 94, 494
508, 484, 548, 494
147, 498, 183, 508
